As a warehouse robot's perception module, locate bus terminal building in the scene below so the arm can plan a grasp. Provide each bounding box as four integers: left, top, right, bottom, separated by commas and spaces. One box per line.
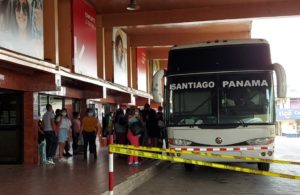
0, 0, 300, 181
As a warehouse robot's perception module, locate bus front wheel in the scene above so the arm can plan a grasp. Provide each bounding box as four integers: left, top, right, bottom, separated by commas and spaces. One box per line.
257, 163, 270, 171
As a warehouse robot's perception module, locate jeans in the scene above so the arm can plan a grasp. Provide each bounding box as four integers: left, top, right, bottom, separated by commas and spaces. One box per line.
72, 132, 80, 152
127, 130, 139, 163
82, 131, 96, 157
116, 132, 127, 145
44, 131, 57, 159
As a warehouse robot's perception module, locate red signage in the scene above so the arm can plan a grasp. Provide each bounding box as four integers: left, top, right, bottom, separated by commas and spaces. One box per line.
72, 0, 97, 78
136, 48, 147, 92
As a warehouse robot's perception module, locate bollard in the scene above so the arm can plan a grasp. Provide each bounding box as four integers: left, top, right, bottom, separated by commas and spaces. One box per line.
108, 134, 114, 195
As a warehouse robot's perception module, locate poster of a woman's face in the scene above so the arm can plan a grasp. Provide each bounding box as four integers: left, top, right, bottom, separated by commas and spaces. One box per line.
115, 35, 124, 68
15, 0, 30, 35
113, 28, 128, 86
0, 0, 44, 59
0, 1, 5, 30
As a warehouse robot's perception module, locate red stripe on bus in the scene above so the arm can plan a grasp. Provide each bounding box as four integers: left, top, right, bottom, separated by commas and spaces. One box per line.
261, 146, 268, 150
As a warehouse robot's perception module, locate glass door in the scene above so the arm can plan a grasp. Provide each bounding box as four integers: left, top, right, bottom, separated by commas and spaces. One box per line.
0, 92, 23, 163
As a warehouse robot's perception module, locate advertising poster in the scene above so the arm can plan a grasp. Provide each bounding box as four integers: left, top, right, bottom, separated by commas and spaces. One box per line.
72, 0, 97, 78
152, 59, 160, 75
136, 48, 147, 92
113, 28, 128, 86
0, 0, 44, 59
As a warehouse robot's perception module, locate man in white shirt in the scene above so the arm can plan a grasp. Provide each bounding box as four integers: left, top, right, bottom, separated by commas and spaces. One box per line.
42, 104, 56, 164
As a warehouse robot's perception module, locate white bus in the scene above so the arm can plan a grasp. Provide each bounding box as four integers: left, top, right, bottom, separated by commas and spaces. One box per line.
153, 39, 286, 171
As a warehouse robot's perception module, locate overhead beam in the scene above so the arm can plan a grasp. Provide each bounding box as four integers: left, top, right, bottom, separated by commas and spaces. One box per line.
123, 21, 252, 35
146, 48, 170, 60
102, 0, 300, 27
129, 31, 250, 47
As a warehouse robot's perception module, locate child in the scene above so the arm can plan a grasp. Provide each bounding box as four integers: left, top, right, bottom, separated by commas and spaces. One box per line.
38, 119, 49, 165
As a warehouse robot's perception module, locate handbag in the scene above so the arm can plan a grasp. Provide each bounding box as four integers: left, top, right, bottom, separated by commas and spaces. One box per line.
78, 134, 84, 146
130, 121, 144, 136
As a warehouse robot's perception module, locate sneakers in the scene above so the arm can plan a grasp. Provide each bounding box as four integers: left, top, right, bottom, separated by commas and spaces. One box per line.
41, 161, 51, 165
128, 162, 141, 167
133, 162, 142, 167
47, 158, 55, 165
63, 152, 72, 158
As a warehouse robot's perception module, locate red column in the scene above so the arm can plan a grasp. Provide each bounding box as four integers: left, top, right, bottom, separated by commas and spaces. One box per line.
23, 92, 38, 164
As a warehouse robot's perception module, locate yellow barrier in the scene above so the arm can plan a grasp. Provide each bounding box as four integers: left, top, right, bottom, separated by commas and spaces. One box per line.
109, 144, 300, 181
111, 144, 300, 165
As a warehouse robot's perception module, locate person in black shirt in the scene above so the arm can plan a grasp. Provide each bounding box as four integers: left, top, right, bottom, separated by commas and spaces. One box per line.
142, 104, 160, 147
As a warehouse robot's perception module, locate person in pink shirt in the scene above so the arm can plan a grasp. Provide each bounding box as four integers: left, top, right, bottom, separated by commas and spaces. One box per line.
127, 108, 144, 166
71, 112, 81, 155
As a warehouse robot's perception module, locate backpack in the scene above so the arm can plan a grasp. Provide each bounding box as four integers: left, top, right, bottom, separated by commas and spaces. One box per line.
130, 120, 145, 136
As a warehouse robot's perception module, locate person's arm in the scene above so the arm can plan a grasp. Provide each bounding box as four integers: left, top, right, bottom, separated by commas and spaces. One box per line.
81, 117, 85, 132
94, 118, 99, 134
38, 123, 44, 134
50, 117, 55, 132
78, 120, 82, 133
97, 119, 102, 137
68, 119, 72, 141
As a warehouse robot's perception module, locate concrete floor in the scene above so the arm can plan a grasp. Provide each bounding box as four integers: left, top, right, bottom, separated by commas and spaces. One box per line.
130, 136, 300, 195
1, 136, 299, 195
0, 148, 155, 195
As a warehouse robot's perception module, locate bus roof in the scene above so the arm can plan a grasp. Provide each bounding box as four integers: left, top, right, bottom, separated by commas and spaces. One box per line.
168, 39, 273, 74
171, 39, 268, 51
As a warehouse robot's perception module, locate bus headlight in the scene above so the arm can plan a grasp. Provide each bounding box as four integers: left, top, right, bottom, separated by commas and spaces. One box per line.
172, 139, 192, 146
246, 137, 274, 145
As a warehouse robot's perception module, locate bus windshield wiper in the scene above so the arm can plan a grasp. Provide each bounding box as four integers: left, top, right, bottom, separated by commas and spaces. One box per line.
237, 119, 248, 127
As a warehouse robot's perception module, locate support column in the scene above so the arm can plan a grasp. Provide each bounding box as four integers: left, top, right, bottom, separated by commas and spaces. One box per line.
24, 92, 38, 164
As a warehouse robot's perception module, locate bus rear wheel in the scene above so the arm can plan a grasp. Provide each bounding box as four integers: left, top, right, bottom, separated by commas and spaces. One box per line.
184, 164, 195, 172
257, 163, 270, 171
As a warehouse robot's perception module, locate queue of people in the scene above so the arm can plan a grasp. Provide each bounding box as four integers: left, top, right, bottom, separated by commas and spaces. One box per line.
102, 103, 165, 167
38, 103, 165, 167
38, 104, 100, 165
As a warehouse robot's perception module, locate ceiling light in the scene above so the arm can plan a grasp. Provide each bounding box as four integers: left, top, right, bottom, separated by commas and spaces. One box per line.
127, 0, 140, 11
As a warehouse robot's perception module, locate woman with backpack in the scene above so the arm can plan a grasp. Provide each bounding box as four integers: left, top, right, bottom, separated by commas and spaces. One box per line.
127, 108, 144, 166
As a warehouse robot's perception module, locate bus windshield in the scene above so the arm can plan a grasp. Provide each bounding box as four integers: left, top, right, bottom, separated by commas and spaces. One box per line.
167, 72, 274, 126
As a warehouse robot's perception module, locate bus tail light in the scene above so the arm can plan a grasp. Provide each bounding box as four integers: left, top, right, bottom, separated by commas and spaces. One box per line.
246, 137, 274, 145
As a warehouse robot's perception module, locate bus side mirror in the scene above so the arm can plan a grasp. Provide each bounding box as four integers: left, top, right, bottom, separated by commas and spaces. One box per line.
273, 63, 287, 98
152, 69, 165, 103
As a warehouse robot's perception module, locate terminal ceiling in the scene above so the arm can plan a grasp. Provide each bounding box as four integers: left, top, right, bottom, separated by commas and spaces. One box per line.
87, 0, 300, 59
